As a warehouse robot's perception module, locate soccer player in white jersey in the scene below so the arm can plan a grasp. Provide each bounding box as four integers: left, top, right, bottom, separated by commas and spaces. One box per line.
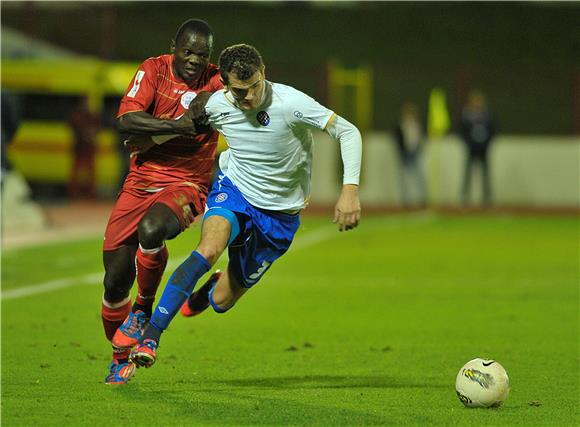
129, 44, 362, 368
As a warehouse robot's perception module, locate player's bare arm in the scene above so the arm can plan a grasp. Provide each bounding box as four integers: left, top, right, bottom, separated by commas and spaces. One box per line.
122, 92, 214, 153
117, 110, 200, 137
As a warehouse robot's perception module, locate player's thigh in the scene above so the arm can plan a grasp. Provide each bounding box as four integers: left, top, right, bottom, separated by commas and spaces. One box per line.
227, 211, 299, 288
139, 202, 181, 241
103, 191, 147, 250
151, 186, 205, 235
196, 215, 232, 264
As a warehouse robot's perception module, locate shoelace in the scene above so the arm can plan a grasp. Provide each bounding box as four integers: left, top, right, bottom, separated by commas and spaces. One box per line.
142, 339, 158, 350
124, 312, 146, 335
108, 361, 126, 377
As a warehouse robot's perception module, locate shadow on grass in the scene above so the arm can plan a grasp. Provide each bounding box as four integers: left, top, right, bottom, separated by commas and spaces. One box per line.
214, 374, 448, 390
111, 377, 404, 426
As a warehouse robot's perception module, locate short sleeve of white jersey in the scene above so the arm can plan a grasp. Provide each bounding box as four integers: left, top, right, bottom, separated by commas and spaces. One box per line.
284, 86, 335, 131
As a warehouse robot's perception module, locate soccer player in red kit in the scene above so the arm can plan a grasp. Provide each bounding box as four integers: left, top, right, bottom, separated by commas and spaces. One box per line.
102, 19, 223, 385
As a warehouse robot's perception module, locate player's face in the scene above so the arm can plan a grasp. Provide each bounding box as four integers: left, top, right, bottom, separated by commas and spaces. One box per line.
172, 32, 212, 84
226, 69, 266, 111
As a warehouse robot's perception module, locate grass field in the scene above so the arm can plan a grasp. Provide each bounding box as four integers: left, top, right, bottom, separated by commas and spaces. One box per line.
1, 213, 578, 426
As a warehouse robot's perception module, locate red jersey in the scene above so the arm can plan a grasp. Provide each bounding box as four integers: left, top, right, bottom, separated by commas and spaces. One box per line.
117, 54, 223, 194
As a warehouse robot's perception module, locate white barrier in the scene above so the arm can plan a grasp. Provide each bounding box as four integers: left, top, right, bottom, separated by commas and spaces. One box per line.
310, 132, 580, 207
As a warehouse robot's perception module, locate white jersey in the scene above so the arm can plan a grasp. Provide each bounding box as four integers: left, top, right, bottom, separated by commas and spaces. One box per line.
206, 82, 335, 211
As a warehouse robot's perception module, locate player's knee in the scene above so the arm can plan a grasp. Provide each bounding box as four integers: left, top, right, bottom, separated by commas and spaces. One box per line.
196, 242, 224, 266
138, 216, 167, 248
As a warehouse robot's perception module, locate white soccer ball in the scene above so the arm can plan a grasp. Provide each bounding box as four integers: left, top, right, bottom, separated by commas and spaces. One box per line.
455, 358, 510, 408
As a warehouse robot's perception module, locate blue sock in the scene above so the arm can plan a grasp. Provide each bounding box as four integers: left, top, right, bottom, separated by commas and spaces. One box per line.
208, 283, 228, 313
149, 251, 210, 333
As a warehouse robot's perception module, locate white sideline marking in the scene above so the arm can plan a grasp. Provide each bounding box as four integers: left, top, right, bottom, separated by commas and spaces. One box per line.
0, 226, 338, 301
1, 273, 102, 301
1, 214, 439, 301
292, 226, 338, 250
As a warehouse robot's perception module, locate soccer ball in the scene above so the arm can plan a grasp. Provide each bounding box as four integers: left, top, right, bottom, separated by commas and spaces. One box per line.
455, 358, 510, 408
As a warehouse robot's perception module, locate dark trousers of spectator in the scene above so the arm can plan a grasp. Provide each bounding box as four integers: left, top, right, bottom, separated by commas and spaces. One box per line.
69, 152, 96, 199
461, 152, 491, 206
398, 155, 427, 207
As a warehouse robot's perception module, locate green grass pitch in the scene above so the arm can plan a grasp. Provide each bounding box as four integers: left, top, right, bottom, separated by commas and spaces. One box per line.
2, 213, 578, 426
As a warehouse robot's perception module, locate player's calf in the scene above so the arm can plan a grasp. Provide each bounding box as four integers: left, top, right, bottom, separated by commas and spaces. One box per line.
205, 270, 248, 314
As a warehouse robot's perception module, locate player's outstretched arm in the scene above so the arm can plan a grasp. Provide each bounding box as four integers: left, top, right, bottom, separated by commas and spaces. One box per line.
124, 132, 199, 153
119, 92, 216, 153
117, 111, 199, 137
325, 114, 363, 231
117, 92, 213, 137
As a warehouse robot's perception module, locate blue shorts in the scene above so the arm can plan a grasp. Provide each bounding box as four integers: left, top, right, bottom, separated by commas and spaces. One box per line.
204, 173, 301, 288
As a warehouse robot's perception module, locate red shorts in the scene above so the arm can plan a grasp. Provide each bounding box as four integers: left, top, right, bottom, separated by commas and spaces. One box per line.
103, 185, 205, 251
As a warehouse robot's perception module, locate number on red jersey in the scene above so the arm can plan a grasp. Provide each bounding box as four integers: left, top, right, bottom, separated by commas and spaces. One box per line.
127, 70, 145, 98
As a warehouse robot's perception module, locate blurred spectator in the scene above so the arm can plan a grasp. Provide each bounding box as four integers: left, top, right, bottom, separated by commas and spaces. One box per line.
103, 97, 130, 195
459, 90, 496, 206
394, 102, 428, 207
1, 90, 21, 188
68, 97, 101, 199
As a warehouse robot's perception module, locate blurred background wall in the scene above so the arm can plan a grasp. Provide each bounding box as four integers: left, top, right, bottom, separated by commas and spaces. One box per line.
1, 1, 579, 213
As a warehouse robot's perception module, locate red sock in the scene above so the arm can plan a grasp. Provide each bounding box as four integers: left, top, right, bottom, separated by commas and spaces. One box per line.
135, 244, 169, 310
101, 298, 131, 341
112, 347, 130, 362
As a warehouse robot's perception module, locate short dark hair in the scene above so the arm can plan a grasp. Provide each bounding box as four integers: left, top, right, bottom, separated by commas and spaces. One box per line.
174, 19, 213, 45
218, 44, 263, 84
